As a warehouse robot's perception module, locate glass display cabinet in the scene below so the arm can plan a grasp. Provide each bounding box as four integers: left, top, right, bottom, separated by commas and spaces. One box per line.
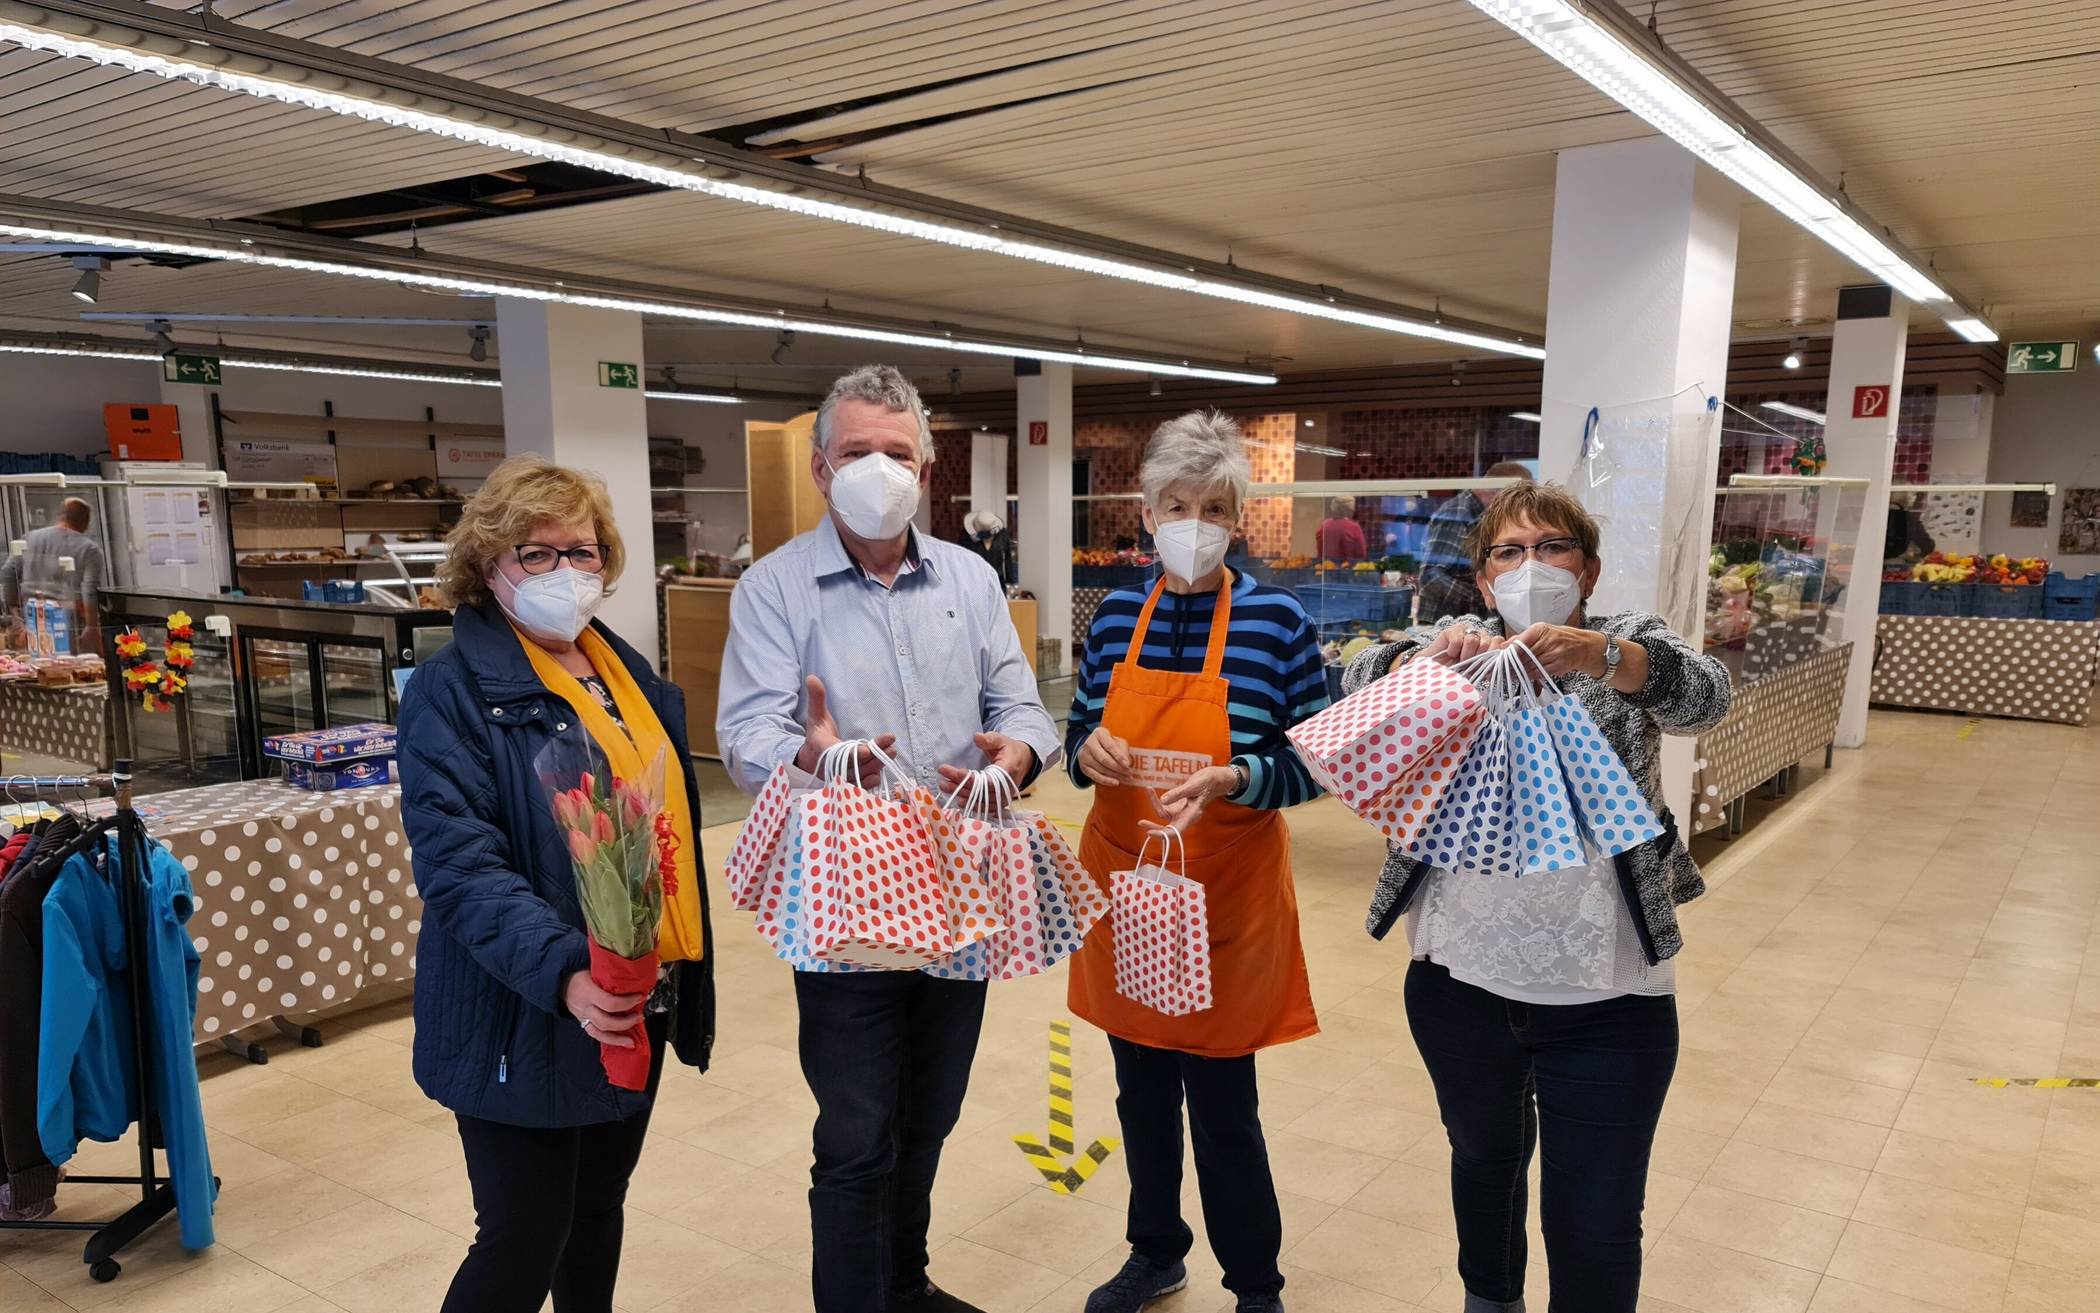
1703, 477, 1869, 685
100, 587, 454, 791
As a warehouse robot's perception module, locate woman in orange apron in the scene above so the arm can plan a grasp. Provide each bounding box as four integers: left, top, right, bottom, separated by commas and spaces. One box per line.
1062, 412, 1328, 1313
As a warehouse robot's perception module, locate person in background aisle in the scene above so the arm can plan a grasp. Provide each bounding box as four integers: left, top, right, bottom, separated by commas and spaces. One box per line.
716, 365, 1062, 1313
1341, 482, 1731, 1313
397, 455, 715, 1313
1884, 493, 1935, 562
1315, 495, 1368, 561
1064, 411, 1327, 1313
0, 497, 107, 656
1418, 462, 1535, 623
959, 508, 1016, 585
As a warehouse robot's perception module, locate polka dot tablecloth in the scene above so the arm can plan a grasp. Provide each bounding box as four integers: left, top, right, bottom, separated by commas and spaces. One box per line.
1871, 615, 2100, 727
0, 681, 111, 771
120, 779, 419, 1043
1692, 642, 1852, 836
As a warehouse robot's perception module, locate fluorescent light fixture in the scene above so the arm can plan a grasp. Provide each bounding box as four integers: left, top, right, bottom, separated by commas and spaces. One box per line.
1464, 1, 1992, 340
1889, 482, 2056, 496
1295, 443, 1348, 458
1760, 401, 1827, 424
645, 389, 741, 405
1509, 411, 1543, 422
0, 200, 1275, 385
0, 339, 500, 388
0, 14, 1543, 360
1943, 317, 1999, 343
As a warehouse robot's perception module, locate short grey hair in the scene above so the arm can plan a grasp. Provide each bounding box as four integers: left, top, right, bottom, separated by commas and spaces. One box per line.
813, 365, 936, 465
1140, 410, 1251, 510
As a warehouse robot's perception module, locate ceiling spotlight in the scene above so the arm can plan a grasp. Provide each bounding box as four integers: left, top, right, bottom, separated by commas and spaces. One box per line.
1149, 380, 1163, 397
771, 330, 796, 366
949, 367, 963, 398
468, 324, 489, 362
1782, 336, 1807, 370
68, 255, 109, 304
150, 317, 175, 355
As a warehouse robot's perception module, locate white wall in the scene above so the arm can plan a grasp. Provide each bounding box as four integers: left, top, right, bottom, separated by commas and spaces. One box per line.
0, 356, 168, 455
644, 397, 803, 558
1983, 357, 2100, 575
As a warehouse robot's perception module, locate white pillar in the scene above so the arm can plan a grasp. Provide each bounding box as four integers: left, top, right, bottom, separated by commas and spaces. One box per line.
1015, 362, 1073, 673
1822, 285, 1911, 748
157, 377, 218, 467
494, 298, 657, 665
970, 432, 1011, 524
1539, 136, 1740, 828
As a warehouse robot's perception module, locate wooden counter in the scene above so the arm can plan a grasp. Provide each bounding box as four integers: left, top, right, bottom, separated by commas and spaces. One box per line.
663, 580, 1044, 759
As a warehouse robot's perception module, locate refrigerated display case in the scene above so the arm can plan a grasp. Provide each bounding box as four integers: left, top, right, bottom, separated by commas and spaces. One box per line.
100, 587, 454, 791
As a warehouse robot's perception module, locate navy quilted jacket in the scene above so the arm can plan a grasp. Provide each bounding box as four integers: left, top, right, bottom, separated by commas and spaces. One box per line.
397, 601, 715, 1128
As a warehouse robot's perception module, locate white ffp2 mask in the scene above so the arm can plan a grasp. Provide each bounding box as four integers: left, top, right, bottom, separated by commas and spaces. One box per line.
1154, 519, 1231, 584
1488, 559, 1583, 632
825, 452, 921, 541
498, 567, 604, 643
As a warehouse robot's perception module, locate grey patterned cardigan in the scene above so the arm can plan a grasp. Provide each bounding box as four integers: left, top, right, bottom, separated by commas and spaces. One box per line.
1340, 611, 1732, 964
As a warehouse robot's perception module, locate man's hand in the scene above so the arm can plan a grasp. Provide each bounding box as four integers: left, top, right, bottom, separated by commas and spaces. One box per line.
793, 674, 897, 788
937, 731, 1037, 796
1075, 726, 1134, 787
1421, 624, 1506, 667
1143, 764, 1242, 834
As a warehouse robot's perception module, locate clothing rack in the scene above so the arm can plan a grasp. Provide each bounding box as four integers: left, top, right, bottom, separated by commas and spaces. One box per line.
0, 761, 179, 1283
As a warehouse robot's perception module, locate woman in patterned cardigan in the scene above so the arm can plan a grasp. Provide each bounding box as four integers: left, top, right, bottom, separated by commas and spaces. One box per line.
1341, 482, 1730, 1313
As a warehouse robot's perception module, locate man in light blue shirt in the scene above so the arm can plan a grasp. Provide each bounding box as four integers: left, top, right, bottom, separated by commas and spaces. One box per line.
717, 365, 1058, 1313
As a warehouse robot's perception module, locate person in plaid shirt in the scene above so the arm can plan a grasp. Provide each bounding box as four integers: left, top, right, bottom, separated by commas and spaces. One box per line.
1417, 462, 1532, 622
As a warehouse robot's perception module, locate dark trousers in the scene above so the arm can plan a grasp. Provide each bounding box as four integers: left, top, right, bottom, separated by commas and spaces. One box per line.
1109, 1036, 1285, 1299
795, 969, 988, 1313
441, 1013, 669, 1313
1404, 961, 1678, 1313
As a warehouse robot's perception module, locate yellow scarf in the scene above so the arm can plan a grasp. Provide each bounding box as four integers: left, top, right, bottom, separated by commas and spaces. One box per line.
514, 624, 705, 963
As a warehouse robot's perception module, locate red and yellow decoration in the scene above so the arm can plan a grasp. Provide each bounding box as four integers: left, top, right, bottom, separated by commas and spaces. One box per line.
114, 610, 196, 712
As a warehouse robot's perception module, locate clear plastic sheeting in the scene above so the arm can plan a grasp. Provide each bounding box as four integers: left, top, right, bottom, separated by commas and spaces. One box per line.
1559, 386, 1719, 637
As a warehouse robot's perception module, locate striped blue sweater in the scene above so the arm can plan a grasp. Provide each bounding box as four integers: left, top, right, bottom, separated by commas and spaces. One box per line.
1065, 571, 1329, 809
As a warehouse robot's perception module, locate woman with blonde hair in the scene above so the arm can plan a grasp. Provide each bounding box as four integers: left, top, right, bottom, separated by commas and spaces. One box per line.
396, 454, 714, 1313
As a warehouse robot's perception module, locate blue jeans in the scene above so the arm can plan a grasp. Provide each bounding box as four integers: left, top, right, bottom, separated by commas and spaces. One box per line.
794, 969, 987, 1313
1404, 961, 1678, 1313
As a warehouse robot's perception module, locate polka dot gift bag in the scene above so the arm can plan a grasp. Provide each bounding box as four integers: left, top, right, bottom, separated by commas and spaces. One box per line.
1539, 673, 1663, 858
1494, 643, 1590, 876
1110, 829, 1213, 1017
798, 741, 956, 969
917, 768, 1047, 982
1024, 811, 1109, 939
723, 760, 807, 912
1285, 655, 1486, 842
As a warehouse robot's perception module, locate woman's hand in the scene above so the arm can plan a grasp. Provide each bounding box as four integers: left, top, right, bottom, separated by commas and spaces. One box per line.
1421, 625, 1506, 666
1144, 764, 1242, 834
1078, 726, 1135, 787
563, 971, 646, 1050
1508, 623, 1649, 692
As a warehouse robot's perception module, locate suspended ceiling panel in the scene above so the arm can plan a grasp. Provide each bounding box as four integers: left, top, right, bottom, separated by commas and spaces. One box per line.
2, 0, 2088, 375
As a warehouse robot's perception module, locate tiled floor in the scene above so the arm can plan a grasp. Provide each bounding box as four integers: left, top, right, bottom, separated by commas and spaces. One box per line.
6, 702, 2099, 1312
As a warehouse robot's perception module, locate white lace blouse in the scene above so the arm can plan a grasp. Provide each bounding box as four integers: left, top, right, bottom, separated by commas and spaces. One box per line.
1404, 852, 1676, 1005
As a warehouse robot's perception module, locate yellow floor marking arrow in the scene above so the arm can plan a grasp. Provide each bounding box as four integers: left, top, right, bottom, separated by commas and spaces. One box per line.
1972, 1077, 2100, 1088
1013, 1020, 1119, 1195
1957, 718, 1980, 740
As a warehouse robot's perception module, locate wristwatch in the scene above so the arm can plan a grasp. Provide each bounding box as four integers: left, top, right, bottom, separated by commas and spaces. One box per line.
1600, 634, 1623, 680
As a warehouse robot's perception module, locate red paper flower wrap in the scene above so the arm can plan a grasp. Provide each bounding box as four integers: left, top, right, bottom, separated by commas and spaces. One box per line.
587, 937, 659, 1091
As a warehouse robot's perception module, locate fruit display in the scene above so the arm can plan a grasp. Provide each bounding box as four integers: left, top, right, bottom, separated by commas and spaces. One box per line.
1971, 554, 2047, 585
1705, 553, 1809, 648
1072, 547, 1156, 568
1910, 551, 1977, 584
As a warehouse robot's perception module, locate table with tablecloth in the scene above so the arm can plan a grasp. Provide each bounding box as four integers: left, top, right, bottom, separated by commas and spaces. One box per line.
118, 779, 421, 1044
0, 680, 111, 770
1872, 614, 2100, 726
1691, 643, 1851, 836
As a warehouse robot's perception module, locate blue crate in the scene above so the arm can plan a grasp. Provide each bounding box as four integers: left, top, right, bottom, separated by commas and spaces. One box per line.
1899, 582, 1970, 617
1877, 581, 1916, 615
1969, 584, 2043, 620
1298, 584, 1414, 624
2043, 572, 2100, 621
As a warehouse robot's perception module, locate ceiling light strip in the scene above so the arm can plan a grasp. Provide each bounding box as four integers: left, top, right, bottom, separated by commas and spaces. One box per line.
0, 197, 1276, 385
0, 4, 1542, 360
1464, 0, 1994, 341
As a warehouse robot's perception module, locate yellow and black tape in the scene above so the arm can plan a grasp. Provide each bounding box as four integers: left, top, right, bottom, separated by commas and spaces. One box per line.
1049, 1020, 1076, 1156
1012, 1132, 1121, 1195
1972, 1077, 2100, 1089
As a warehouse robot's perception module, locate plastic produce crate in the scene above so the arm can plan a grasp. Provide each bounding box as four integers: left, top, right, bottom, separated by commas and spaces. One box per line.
1880, 581, 1969, 617
1877, 581, 1916, 615
1969, 584, 2043, 620
2043, 572, 2100, 621
1298, 584, 1414, 624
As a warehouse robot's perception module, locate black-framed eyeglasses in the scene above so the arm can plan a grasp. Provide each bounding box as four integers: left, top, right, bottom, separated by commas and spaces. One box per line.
1485, 537, 1583, 568
514, 543, 606, 575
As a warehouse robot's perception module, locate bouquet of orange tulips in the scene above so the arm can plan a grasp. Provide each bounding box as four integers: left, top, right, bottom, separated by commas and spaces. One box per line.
550, 748, 676, 1090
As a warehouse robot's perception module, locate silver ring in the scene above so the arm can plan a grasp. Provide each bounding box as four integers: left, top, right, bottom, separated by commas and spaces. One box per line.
579, 1015, 592, 1031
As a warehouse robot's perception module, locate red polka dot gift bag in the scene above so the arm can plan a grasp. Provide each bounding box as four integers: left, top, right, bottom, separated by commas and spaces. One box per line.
1285, 654, 1487, 846
1109, 829, 1213, 1017
723, 759, 804, 912
796, 741, 957, 969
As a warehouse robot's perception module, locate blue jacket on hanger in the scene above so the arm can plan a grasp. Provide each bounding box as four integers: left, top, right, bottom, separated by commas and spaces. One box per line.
36, 834, 215, 1249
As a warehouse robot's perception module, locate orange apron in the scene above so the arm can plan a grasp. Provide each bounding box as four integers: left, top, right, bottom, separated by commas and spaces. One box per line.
1066, 573, 1318, 1058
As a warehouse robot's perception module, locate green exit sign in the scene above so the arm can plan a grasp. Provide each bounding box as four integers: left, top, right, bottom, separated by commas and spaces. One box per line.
597, 360, 640, 389
2007, 341, 2078, 374
162, 352, 221, 385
